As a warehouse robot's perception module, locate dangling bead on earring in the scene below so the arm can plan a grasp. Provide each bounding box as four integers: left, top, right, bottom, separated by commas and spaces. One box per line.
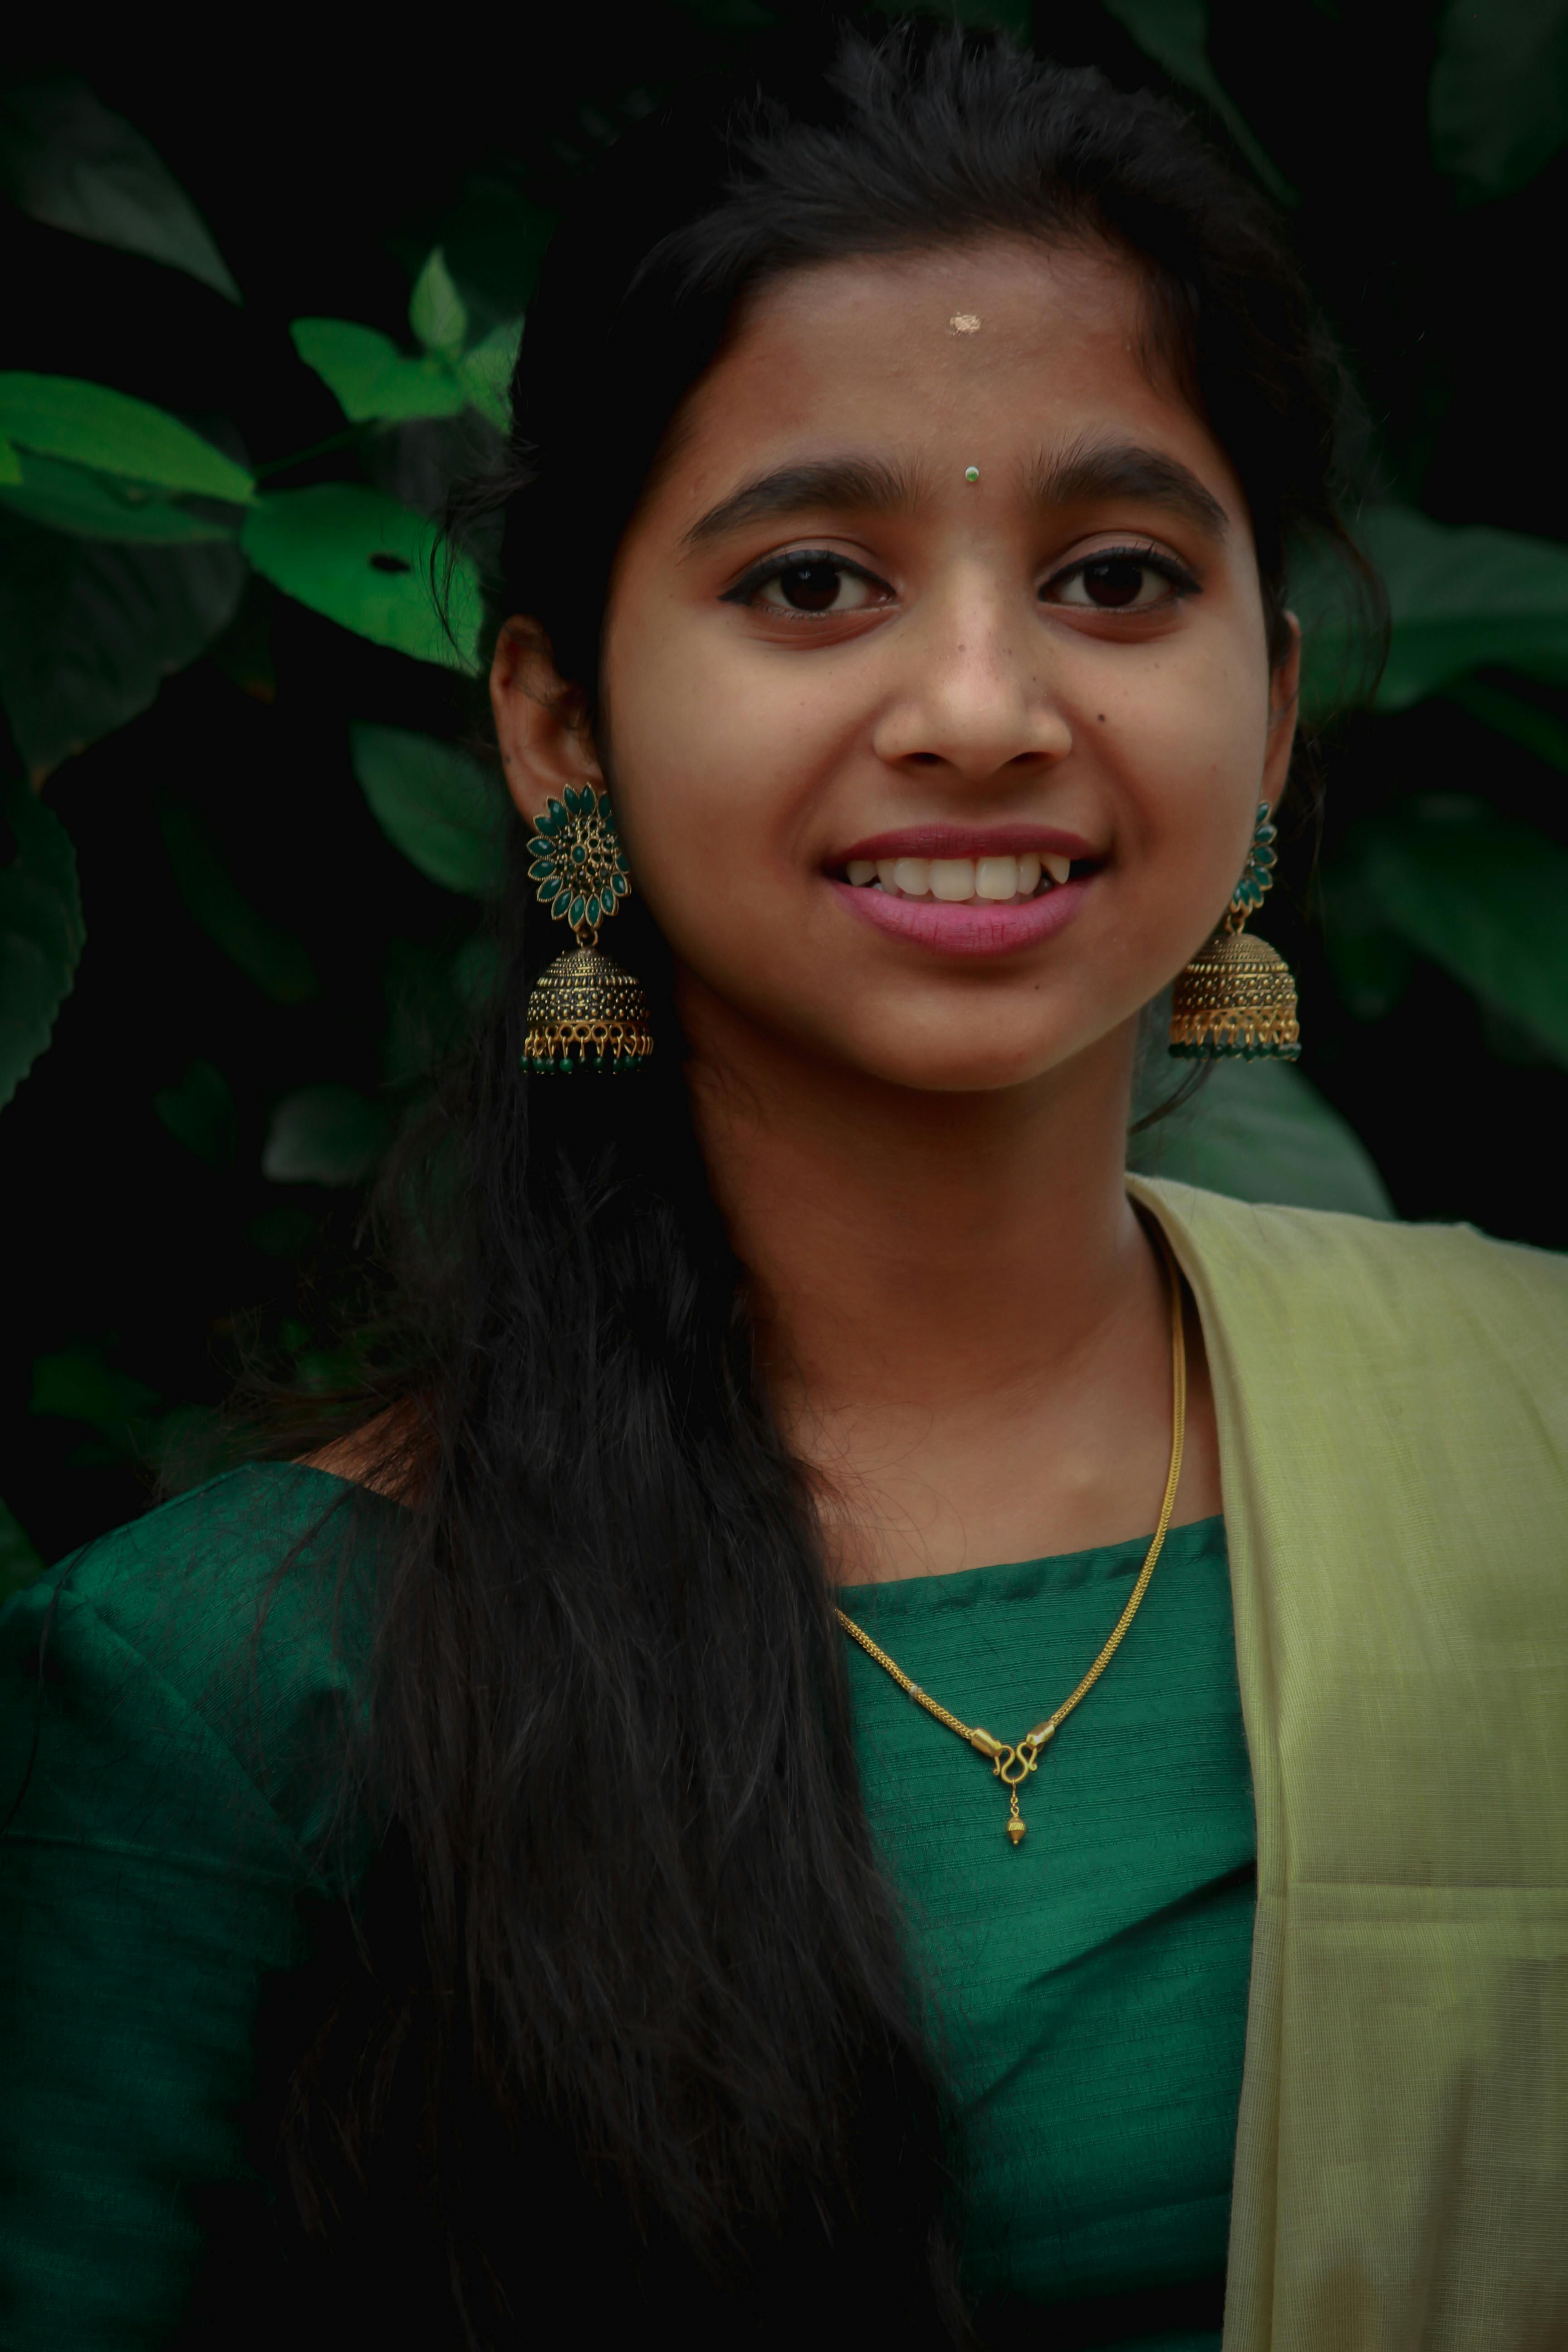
1169, 801, 1301, 1062
522, 784, 654, 1074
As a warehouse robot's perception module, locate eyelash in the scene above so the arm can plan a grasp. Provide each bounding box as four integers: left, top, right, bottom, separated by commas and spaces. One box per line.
721, 539, 1202, 613
1042, 541, 1201, 604
720, 547, 887, 608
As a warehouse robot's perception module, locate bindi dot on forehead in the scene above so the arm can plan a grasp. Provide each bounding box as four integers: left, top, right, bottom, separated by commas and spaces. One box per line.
948, 313, 982, 334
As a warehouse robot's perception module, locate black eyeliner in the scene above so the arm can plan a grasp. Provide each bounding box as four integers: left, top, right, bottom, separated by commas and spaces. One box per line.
720, 547, 889, 606
1043, 541, 1201, 599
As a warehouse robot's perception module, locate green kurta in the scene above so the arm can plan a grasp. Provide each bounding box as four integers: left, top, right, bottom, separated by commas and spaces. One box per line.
0, 1466, 1250, 2346
841, 1517, 1254, 2346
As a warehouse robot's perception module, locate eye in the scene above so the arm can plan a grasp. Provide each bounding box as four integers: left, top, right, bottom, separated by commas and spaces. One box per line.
725, 550, 891, 617
1044, 547, 1196, 612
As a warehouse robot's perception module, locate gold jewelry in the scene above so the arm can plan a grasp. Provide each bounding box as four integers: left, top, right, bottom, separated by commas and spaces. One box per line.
1169, 799, 1300, 1061
523, 784, 653, 1074
835, 1231, 1186, 1848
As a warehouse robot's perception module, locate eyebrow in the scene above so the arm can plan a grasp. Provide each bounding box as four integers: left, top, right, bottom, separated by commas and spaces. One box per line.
681, 455, 921, 549
1029, 435, 1229, 538
681, 435, 1229, 551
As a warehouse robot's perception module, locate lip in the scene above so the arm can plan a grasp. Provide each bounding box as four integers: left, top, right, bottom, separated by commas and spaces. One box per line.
830, 873, 1093, 959
831, 823, 1100, 865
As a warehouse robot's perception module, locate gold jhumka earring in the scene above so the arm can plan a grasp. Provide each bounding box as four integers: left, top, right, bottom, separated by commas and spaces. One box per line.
522, 784, 654, 1073
1169, 801, 1300, 1062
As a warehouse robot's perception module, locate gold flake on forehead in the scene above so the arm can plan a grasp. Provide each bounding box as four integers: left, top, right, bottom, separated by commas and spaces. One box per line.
948, 313, 982, 334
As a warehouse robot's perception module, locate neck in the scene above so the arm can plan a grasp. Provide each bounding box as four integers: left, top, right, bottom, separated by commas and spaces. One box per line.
681, 972, 1172, 1576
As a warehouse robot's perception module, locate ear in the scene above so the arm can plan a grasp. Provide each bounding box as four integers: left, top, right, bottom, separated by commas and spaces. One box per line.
1262, 611, 1302, 813
490, 617, 603, 825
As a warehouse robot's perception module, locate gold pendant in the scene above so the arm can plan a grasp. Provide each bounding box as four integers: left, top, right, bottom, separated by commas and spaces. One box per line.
992, 1730, 1052, 1847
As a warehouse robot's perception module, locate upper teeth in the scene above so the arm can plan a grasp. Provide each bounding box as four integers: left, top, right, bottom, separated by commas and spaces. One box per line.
843, 852, 1071, 899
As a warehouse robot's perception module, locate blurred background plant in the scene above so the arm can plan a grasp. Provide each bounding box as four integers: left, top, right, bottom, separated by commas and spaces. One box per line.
3, 0, 1567, 1586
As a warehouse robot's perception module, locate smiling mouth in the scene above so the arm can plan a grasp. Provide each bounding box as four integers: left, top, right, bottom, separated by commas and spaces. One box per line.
831, 851, 1098, 905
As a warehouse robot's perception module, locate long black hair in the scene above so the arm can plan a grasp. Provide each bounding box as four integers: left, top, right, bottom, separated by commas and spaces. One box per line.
255, 21, 1363, 2346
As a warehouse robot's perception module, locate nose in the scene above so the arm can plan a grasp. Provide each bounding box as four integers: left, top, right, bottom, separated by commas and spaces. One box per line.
870, 571, 1073, 785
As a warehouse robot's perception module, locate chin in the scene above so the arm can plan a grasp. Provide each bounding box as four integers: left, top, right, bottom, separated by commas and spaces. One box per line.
841, 1023, 1083, 1096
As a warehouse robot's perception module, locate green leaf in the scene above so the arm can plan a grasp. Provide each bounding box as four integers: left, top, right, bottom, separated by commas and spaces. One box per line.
0, 513, 246, 772
0, 436, 21, 486
0, 375, 254, 503
0, 1492, 44, 1605
158, 799, 320, 1003
0, 448, 235, 542
1442, 674, 1568, 771
1299, 504, 1568, 718
0, 778, 83, 1112
30, 1341, 161, 1454
349, 722, 507, 895
1430, 0, 1568, 202
408, 247, 468, 360
263, 1083, 392, 1186
0, 76, 240, 301
1326, 796, 1568, 1066
457, 318, 522, 430
154, 1057, 236, 1167
290, 318, 466, 423
1101, 0, 1295, 201
241, 486, 481, 670
1129, 1057, 1393, 1218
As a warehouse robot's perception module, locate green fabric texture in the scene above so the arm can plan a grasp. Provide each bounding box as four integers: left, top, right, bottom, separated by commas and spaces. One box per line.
1129, 1181, 1568, 2352
840, 1515, 1254, 2349
0, 1465, 394, 2349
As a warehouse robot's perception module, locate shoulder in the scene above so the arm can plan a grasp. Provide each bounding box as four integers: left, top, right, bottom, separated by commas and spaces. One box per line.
1, 1464, 400, 1862
1134, 1176, 1568, 1335
1133, 1178, 1568, 1492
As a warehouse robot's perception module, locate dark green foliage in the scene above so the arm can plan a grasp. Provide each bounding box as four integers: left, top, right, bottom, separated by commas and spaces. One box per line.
2, 0, 1566, 1567
0, 775, 82, 1108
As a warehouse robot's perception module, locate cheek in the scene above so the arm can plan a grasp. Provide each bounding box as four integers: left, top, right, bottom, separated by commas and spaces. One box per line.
1108, 637, 1270, 889
600, 600, 841, 941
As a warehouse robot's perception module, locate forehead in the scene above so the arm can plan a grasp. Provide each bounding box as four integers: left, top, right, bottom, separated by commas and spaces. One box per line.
661, 237, 1227, 501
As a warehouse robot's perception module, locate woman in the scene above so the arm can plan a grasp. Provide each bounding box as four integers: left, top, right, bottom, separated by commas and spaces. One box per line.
3, 24, 1564, 2351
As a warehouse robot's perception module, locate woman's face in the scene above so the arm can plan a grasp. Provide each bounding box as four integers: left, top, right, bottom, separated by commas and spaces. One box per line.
556, 237, 1295, 1093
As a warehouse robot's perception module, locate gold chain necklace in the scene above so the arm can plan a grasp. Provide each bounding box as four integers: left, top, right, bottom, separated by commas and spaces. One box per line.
835, 1233, 1187, 1848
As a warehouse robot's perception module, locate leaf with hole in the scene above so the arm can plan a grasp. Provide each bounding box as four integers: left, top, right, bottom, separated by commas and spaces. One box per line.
0, 448, 235, 542
1325, 798, 1568, 1067
350, 722, 507, 894
1129, 1057, 1393, 1218
263, 1083, 392, 1186
241, 486, 480, 669
0, 374, 254, 503
0, 75, 240, 299
0, 778, 83, 1112
291, 318, 466, 423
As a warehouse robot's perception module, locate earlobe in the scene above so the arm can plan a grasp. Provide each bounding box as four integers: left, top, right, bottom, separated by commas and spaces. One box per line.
490, 616, 603, 824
